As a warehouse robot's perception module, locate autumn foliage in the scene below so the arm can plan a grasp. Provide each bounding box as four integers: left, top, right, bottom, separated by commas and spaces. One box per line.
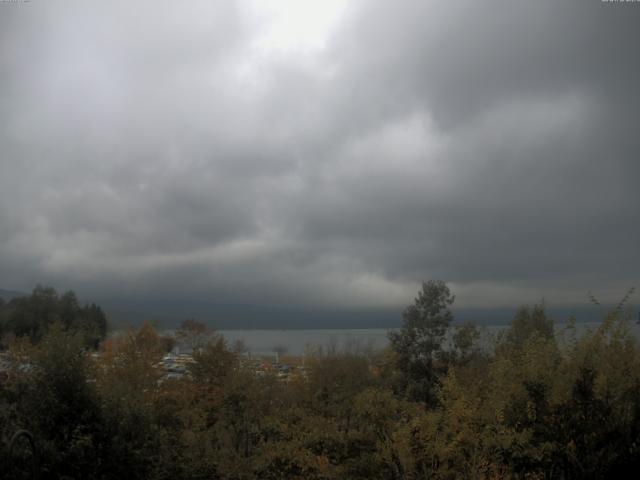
1, 284, 640, 479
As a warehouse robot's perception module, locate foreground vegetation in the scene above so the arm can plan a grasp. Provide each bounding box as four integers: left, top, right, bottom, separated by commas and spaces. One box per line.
1, 283, 639, 479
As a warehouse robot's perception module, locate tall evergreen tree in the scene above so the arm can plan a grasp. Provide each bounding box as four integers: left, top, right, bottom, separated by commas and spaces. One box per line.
388, 280, 455, 405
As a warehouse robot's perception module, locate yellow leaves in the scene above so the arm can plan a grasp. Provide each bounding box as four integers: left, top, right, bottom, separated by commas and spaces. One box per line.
255, 438, 335, 480
495, 407, 505, 426
5, 306, 640, 479
93, 323, 168, 411
525, 400, 537, 422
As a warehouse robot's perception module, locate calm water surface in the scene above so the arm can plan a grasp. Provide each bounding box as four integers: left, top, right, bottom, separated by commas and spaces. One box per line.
218, 321, 640, 357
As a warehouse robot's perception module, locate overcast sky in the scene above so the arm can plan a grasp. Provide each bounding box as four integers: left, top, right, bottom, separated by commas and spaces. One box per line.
1, 0, 639, 309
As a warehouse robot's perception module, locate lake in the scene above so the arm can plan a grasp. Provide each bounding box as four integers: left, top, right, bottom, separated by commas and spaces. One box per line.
218, 321, 640, 357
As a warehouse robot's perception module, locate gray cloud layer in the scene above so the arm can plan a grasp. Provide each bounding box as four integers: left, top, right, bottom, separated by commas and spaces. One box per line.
1, 0, 638, 309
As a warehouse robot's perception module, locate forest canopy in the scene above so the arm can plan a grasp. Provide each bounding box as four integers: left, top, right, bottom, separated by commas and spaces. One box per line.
0, 283, 639, 479
0, 285, 108, 347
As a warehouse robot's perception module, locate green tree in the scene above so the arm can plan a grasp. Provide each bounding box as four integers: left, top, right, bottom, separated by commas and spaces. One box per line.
6, 285, 59, 342
388, 280, 455, 405
8, 323, 103, 478
94, 323, 167, 478
2, 286, 108, 347
450, 321, 483, 367
498, 303, 553, 354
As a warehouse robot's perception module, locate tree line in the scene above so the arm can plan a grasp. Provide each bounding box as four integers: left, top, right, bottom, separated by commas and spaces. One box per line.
1, 282, 639, 479
0, 285, 107, 348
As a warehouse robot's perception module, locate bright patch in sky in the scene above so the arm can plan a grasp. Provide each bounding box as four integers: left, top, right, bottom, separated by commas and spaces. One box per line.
243, 0, 348, 52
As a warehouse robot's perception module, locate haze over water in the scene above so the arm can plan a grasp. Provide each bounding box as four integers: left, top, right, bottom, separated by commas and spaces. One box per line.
219, 321, 640, 357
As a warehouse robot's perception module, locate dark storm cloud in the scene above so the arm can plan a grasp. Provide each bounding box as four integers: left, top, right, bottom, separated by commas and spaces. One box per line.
0, 0, 638, 309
